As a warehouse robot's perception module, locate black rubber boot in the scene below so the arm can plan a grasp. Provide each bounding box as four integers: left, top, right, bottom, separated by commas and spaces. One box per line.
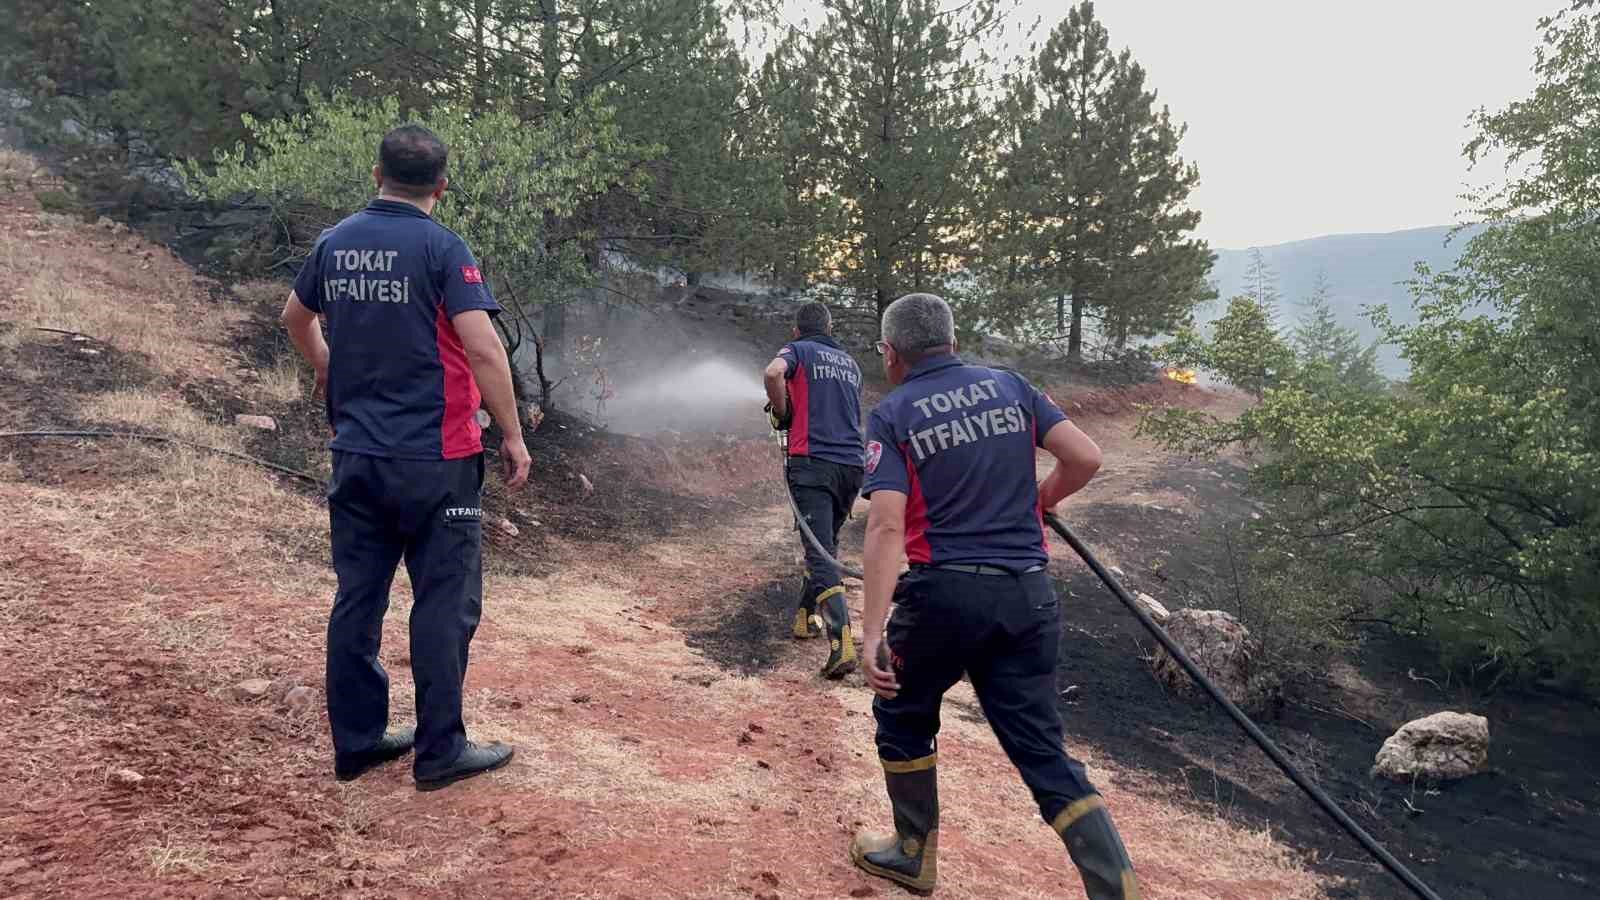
334, 727, 417, 782
1053, 796, 1141, 900
415, 740, 515, 792
851, 754, 938, 893
817, 587, 856, 678
792, 577, 822, 640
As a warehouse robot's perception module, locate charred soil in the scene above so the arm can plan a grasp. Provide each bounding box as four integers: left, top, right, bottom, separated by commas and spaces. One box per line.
1047, 429, 1600, 900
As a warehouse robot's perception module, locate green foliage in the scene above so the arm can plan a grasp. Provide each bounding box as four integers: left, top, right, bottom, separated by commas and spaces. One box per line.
33, 190, 81, 215
1142, 2, 1600, 694
1186, 527, 1365, 685
1172, 295, 1295, 399
0, 0, 448, 158
762, 0, 1008, 313
981, 1, 1212, 358
182, 90, 643, 383
1292, 272, 1386, 395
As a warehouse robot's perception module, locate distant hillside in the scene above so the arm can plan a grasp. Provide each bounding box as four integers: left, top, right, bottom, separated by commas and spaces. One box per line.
1204, 224, 1485, 375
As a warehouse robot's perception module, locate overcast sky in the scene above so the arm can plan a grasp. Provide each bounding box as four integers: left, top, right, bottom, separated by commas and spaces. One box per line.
775, 1, 1550, 249
1066, 1, 1548, 249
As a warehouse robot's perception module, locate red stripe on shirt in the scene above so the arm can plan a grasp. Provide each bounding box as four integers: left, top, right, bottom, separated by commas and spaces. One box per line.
436, 305, 484, 459
1033, 420, 1048, 554
902, 442, 932, 564
788, 364, 811, 456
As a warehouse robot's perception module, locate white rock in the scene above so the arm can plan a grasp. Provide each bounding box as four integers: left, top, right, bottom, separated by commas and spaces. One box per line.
235, 414, 277, 431
283, 686, 315, 712
232, 678, 272, 701
1134, 592, 1171, 624
1373, 712, 1490, 782
1150, 609, 1278, 711
111, 768, 144, 785
578, 474, 594, 494
495, 517, 520, 538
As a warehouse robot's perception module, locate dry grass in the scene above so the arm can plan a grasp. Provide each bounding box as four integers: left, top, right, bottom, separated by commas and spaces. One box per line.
20, 277, 188, 373
0, 148, 41, 191
35, 211, 81, 231
80, 387, 241, 454
0, 226, 244, 380
232, 279, 289, 309
258, 350, 304, 405
141, 835, 214, 877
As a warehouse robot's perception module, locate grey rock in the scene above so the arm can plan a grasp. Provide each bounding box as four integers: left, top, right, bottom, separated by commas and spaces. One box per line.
1373, 712, 1490, 782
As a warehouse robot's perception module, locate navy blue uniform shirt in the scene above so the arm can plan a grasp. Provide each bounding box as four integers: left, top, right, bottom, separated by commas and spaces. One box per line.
862, 353, 1068, 568
778, 334, 865, 468
293, 199, 501, 460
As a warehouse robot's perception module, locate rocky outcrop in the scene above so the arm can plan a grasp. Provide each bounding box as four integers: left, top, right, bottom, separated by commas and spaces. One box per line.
1373, 712, 1490, 782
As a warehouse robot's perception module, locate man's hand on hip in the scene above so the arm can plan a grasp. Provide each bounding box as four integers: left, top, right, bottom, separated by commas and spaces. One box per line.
501, 436, 532, 490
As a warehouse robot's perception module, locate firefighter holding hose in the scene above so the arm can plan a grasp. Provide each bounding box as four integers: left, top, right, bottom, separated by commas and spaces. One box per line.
851, 292, 1140, 898
763, 301, 865, 679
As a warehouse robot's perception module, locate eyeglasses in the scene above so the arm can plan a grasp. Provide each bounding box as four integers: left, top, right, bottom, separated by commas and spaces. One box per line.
874, 340, 890, 356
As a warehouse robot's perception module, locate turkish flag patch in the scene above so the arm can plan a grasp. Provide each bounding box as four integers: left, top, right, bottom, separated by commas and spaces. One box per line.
865, 440, 883, 474
461, 266, 483, 284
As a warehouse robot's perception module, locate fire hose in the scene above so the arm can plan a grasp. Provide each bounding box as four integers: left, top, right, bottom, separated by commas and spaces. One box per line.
774, 426, 865, 580
770, 421, 1441, 899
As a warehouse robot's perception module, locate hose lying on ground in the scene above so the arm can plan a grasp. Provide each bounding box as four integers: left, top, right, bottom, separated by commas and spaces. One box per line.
0, 429, 327, 486
1043, 512, 1444, 900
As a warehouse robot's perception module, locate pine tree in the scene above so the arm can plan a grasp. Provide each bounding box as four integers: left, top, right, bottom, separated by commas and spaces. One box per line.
1292, 270, 1386, 394
991, 1, 1212, 359
766, 0, 1008, 314
1243, 248, 1283, 333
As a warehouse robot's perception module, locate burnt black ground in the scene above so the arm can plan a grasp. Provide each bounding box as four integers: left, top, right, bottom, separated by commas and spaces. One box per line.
1050, 463, 1600, 900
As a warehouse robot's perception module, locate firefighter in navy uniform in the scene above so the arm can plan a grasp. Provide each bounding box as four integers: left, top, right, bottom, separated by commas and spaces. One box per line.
852, 293, 1140, 898
281, 124, 532, 791
763, 301, 865, 678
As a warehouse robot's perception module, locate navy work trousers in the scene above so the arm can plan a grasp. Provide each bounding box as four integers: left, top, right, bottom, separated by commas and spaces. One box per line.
786, 455, 863, 599
326, 451, 484, 776
875, 567, 1099, 824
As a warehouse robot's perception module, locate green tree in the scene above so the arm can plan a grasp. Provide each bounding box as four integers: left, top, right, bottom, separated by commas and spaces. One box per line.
988, 0, 1211, 358
1241, 248, 1283, 332
1207, 295, 1295, 398
1292, 271, 1386, 394
0, 0, 452, 158
766, 0, 1008, 314
183, 91, 643, 405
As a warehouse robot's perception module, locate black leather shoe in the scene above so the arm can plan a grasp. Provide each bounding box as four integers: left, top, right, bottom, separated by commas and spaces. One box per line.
415, 741, 515, 792
334, 727, 417, 782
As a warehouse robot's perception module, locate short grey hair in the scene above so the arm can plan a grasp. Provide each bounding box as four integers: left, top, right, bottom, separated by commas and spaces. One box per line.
882, 293, 955, 357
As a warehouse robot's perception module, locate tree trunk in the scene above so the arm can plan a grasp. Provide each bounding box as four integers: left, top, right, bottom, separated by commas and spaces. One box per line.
1056, 294, 1066, 334
1068, 294, 1085, 362
540, 0, 561, 113
472, 0, 489, 111
532, 332, 554, 408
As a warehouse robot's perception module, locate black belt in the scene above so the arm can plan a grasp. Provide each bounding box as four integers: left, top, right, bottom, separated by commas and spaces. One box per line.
921, 563, 1046, 577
